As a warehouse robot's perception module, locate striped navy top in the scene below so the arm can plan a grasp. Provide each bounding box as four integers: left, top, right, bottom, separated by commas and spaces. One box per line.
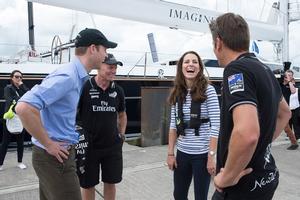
170, 84, 220, 154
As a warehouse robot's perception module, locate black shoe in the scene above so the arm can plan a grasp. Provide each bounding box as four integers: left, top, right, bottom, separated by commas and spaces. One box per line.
287, 144, 299, 150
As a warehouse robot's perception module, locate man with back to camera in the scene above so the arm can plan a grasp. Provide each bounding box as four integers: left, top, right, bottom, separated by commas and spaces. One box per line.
76, 53, 127, 200
280, 69, 299, 150
209, 13, 291, 200
15, 28, 117, 200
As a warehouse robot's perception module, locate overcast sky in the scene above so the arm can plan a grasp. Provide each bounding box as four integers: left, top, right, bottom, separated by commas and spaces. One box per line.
0, 0, 299, 66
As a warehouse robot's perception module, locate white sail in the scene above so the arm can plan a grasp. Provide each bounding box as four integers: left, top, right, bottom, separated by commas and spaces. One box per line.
29, 0, 283, 41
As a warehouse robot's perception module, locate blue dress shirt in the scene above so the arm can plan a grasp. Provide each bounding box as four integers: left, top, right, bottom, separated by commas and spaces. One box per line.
19, 57, 89, 149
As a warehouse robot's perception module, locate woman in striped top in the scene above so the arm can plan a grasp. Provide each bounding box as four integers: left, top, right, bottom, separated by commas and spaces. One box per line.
167, 51, 220, 200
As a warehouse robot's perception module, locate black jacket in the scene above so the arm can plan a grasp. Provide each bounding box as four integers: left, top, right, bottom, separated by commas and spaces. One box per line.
4, 83, 29, 112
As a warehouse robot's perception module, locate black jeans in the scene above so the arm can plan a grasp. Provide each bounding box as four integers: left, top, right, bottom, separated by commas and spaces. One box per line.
173, 150, 210, 200
0, 128, 24, 165
291, 107, 300, 140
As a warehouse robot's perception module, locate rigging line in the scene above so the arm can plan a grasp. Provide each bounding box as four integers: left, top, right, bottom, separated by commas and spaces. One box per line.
260, 0, 267, 20
0, 43, 49, 47
89, 14, 97, 28
0, 43, 29, 46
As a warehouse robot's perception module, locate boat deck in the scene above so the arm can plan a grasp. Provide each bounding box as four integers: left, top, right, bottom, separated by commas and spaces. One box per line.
0, 134, 299, 200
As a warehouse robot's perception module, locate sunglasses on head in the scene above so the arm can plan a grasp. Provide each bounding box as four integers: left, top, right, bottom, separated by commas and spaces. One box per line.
14, 75, 22, 79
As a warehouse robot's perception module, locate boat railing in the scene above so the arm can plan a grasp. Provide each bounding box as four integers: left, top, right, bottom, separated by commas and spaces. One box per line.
127, 52, 148, 78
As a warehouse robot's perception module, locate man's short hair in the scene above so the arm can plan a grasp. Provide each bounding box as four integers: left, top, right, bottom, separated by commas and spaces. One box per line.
75, 47, 88, 56
75, 46, 101, 56
209, 13, 250, 52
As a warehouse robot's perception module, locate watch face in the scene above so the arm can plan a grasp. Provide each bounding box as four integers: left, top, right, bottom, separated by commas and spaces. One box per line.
209, 151, 215, 156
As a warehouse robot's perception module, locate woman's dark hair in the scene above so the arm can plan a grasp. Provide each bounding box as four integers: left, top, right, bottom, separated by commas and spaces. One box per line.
10, 70, 22, 78
10, 70, 23, 84
168, 51, 208, 105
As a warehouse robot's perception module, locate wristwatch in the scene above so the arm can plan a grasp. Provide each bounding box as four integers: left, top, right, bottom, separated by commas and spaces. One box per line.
209, 150, 216, 156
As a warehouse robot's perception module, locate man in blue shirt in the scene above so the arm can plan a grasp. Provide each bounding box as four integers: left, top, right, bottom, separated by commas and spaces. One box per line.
15, 28, 117, 200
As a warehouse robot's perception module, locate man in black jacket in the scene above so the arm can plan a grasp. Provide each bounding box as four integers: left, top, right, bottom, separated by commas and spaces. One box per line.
76, 54, 127, 200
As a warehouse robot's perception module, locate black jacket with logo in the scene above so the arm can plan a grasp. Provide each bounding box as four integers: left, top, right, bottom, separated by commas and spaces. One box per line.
76, 77, 125, 149
217, 53, 282, 198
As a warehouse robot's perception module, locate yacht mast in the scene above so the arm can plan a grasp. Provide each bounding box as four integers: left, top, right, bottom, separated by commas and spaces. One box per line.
27, 2, 35, 51
281, 0, 289, 63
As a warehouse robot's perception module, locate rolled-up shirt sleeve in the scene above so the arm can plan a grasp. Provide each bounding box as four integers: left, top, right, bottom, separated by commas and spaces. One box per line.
19, 74, 73, 110
206, 85, 220, 138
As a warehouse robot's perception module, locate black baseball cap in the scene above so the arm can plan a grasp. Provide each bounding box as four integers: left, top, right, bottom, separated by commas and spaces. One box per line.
75, 28, 117, 48
103, 53, 123, 66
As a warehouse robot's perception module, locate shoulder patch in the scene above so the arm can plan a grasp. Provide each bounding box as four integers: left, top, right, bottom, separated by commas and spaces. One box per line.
228, 73, 244, 94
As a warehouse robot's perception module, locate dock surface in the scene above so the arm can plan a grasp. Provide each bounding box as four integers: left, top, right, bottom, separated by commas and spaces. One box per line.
0, 134, 299, 199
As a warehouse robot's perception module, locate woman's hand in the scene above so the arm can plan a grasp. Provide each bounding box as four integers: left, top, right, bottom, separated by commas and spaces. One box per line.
167, 154, 177, 171
207, 154, 216, 176
16, 81, 23, 87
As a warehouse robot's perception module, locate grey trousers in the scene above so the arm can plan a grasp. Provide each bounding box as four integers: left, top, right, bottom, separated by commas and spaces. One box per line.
32, 145, 81, 200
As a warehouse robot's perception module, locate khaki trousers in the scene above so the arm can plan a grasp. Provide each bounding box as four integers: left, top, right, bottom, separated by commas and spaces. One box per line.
32, 145, 81, 200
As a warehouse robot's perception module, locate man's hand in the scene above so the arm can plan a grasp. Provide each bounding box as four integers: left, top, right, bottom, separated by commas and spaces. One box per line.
45, 141, 70, 163
214, 167, 253, 192
119, 133, 126, 143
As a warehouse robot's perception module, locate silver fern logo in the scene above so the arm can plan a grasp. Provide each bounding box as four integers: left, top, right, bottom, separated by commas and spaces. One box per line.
109, 91, 117, 98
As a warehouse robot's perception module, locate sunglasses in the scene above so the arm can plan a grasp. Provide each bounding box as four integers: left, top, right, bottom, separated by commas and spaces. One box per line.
14, 75, 22, 79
